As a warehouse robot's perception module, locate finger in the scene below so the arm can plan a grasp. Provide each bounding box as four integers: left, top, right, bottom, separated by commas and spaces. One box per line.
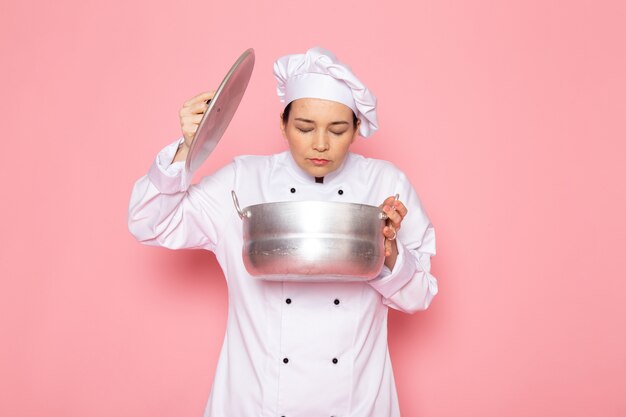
181, 114, 204, 125
385, 236, 392, 257
383, 225, 397, 240
183, 91, 215, 107
180, 96, 212, 117
392, 200, 408, 218
187, 101, 210, 114
179, 102, 208, 118
382, 197, 407, 216
381, 195, 398, 207
204, 91, 216, 102
383, 205, 403, 229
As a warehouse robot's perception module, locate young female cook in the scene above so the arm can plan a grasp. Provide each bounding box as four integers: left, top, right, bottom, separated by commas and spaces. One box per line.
128, 47, 438, 417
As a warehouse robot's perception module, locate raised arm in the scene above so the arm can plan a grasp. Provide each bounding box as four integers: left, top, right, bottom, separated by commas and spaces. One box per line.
127, 91, 233, 251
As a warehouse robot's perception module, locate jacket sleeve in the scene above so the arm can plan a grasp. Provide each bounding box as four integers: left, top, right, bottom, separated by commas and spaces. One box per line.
127, 138, 235, 251
367, 171, 438, 314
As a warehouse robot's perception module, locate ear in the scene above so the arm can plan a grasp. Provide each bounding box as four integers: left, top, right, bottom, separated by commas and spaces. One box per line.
279, 113, 287, 139
351, 119, 361, 144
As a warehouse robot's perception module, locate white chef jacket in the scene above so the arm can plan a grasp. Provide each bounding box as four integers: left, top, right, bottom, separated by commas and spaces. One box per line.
128, 138, 438, 417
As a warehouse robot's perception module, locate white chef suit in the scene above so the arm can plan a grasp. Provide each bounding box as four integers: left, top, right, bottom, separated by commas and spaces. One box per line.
128, 138, 438, 417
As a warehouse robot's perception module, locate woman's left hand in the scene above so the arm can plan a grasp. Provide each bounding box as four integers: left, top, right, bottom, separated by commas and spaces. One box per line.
381, 195, 408, 270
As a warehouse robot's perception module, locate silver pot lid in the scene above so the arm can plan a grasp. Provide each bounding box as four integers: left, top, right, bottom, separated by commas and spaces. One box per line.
186, 48, 255, 173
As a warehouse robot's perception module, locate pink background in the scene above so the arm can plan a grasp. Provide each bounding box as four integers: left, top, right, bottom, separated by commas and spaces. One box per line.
2, 0, 625, 416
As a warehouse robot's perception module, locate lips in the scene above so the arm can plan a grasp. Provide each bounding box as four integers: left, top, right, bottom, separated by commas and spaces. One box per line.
309, 158, 330, 166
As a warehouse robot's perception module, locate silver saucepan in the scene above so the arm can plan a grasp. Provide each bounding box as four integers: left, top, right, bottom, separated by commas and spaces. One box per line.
232, 191, 394, 282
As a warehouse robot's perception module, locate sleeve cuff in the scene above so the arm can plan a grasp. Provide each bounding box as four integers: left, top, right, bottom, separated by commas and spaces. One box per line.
147, 138, 193, 194
368, 240, 418, 299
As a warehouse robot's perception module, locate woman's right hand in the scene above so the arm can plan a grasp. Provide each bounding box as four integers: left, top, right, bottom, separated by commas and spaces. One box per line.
173, 91, 216, 162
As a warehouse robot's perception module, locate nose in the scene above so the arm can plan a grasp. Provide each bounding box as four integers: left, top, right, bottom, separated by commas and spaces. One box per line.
312, 131, 329, 152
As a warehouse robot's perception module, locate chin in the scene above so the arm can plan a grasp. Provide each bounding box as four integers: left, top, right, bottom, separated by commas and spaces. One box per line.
308, 167, 334, 177
297, 161, 333, 177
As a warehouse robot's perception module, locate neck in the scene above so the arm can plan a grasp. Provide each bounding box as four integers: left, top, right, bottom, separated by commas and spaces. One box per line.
315, 177, 324, 184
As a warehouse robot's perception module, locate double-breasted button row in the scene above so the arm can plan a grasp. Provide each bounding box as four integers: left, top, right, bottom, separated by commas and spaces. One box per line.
284, 298, 340, 305
288, 187, 344, 195
281, 357, 338, 364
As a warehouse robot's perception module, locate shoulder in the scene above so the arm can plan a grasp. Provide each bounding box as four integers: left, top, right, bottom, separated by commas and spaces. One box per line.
346, 153, 420, 208
195, 153, 277, 186
194, 152, 285, 197
348, 152, 408, 180
233, 152, 285, 168
231, 152, 292, 179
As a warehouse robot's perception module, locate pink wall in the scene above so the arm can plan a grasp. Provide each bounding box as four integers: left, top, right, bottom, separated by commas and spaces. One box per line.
1, 0, 625, 416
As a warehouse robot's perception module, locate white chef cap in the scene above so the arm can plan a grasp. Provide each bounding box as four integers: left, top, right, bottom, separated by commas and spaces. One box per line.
273, 47, 379, 137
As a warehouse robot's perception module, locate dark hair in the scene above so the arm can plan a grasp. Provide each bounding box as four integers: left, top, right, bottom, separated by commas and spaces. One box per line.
281, 101, 359, 128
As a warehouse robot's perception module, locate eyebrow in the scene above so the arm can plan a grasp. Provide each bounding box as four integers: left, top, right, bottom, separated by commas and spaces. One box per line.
294, 118, 350, 126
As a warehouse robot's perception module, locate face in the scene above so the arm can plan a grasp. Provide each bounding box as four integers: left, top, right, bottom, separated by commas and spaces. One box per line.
280, 98, 359, 178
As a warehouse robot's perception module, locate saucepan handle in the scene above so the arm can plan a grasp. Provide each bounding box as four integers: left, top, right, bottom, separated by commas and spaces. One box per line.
231, 190, 246, 219
379, 193, 400, 220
